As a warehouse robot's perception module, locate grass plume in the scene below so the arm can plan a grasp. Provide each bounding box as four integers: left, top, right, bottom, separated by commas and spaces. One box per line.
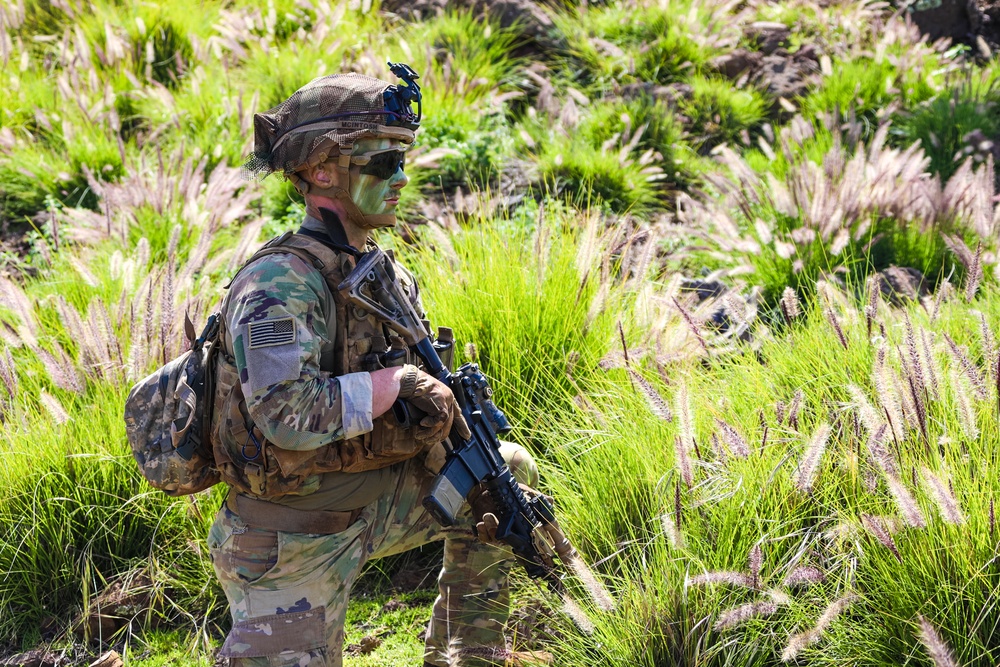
689, 571, 755, 588
782, 566, 825, 588
781, 594, 857, 661
921, 467, 965, 525
944, 333, 988, 400
715, 418, 750, 458
714, 601, 779, 631
916, 615, 959, 667
884, 472, 927, 529
795, 423, 831, 493
628, 369, 672, 422
861, 513, 903, 563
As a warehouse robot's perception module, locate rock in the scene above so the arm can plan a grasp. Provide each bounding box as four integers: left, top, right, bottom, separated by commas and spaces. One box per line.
907, 0, 974, 44
83, 613, 123, 639
88, 652, 123, 667
381, 598, 408, 613
381, 0, 562, 51
876, 267, 929, 305
680, 278, 726, 300
479, 0, 555, 41
711, 49, 762, 79
746, 21, 791, 55
712, 45, 821, 117
379, 0, 445, 19
756, 54, 815, 100
346, 636, 381, 655
0, 649, 63, 667
615, 81, 692, 106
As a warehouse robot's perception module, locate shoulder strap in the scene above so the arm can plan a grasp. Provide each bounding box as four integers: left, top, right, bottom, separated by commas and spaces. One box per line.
223, 231, 360, 303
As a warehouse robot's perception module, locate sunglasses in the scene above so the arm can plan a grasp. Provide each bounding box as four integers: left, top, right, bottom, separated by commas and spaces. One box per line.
356, 149, 406, 180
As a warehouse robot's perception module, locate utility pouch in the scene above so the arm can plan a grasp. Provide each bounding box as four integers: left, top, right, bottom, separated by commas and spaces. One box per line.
212, 378, 328, 498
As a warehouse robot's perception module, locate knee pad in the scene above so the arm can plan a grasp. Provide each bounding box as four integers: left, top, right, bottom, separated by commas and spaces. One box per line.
498, 441, 539, 487
220, 608, 328, 666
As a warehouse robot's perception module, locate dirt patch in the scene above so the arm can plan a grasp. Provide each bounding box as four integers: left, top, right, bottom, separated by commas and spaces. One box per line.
712, 41, 821, 119
907, 0, 1000, 54
381, 0, 564, 55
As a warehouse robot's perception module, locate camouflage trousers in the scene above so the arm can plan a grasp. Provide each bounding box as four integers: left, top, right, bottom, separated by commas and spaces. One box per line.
208, 441, 539, 667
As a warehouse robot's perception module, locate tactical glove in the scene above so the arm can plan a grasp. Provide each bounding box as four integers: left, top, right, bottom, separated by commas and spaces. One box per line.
468, 481, 548, 546
397, 365, 472, 444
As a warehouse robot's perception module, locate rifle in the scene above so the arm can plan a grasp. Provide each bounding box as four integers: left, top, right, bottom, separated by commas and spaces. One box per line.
337, 247, 579, 588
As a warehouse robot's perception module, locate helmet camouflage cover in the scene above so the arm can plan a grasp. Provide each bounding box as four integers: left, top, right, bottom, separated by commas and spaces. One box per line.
244, 63, 421, 180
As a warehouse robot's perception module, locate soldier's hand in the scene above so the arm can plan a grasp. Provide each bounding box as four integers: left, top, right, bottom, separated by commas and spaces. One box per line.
468, 481, 546, 546
397, 366, 471, 443
476, 512, 501, 545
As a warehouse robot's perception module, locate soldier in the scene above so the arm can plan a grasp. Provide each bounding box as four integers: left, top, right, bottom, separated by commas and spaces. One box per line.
206, 66, 551, 667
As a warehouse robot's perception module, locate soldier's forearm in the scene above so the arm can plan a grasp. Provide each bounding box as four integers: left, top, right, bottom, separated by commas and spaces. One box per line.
370, 366, 405, 420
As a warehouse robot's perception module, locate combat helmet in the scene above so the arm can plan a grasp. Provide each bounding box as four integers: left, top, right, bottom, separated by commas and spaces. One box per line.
245, 62, 422, 229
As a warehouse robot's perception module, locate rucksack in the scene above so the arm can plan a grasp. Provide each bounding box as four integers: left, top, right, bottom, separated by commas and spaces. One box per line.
124, 314, 222, 496
123, 232, 320, 496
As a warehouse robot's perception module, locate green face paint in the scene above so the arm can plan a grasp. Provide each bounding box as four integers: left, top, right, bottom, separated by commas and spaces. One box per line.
349, 138, 408, 216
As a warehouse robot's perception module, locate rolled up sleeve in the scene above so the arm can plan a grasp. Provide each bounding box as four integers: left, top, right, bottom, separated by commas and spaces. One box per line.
337, 371, 373, 439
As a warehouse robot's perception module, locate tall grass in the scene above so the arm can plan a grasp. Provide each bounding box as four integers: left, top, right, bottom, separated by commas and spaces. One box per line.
5, 0, 1000, 664
683, 116, 995, 305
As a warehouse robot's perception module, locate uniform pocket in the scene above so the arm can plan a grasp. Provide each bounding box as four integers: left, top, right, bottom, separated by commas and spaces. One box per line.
209, 507, 280, 584
370, 417, 423, 462
219, 607, 327, 665
231, 526, 280, 584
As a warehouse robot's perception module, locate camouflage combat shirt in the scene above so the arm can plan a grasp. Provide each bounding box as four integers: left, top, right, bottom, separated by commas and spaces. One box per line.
221, 215, 397, 510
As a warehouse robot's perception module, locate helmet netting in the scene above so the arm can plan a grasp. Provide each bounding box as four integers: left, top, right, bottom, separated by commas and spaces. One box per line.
243, 73, 410, 181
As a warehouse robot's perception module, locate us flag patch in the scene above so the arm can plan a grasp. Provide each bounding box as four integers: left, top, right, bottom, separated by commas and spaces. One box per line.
248, 318, 296, 349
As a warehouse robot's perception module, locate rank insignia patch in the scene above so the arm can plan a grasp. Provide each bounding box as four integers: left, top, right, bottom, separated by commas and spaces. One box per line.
248, 318, 296, 349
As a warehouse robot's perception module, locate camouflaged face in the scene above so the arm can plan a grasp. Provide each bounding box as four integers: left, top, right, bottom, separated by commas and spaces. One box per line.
209, 442, 539, 667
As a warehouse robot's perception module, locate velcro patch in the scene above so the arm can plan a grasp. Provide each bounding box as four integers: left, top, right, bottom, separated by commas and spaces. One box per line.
248, 318, 296, 349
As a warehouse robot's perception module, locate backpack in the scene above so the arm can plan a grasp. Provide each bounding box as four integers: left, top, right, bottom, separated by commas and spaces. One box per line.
124, 314, 222, 496
123, 232, 321, 496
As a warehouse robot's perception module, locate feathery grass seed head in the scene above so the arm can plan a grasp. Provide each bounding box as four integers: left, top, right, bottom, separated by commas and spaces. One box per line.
916, 615, 959, 667
714, 601, 778, 630
783, 566, 825, 587
782, 594, 856, 661
689, 571, 755, 588
861, 513, 903, 562
780, 286, 801, 322
950, 367, 979, 440
921, 467, 965, 525
661, 513, 685, 550
944, 333, 987, 400
795, 423, 831, 493
629, 369, 672, 422
715, 418, 750, 458
748, 544, 763, 589
885, 473, 926, 529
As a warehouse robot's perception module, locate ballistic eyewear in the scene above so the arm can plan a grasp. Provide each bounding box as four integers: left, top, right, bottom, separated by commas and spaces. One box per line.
355, 148, 406, 180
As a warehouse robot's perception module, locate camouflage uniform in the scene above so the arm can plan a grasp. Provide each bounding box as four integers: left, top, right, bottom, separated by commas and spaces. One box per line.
208, 215, 540, 666
209, 441, 538, 667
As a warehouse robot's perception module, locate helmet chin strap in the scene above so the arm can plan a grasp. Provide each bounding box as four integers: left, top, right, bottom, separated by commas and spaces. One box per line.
289, 154, 397, 231
305, 184, 397, 230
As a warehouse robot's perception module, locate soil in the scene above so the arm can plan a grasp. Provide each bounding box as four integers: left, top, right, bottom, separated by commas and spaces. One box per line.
380, 0, 564, 54
908, 0, 1000, 54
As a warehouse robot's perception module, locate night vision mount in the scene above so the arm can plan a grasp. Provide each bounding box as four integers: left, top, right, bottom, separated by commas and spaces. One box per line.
384, 61, 422, 130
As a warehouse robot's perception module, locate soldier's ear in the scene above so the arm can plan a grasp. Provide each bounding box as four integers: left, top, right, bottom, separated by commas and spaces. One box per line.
301, 162, 337, 188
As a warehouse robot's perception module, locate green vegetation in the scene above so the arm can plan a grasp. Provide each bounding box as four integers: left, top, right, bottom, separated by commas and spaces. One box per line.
3, 0, 1000, 665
